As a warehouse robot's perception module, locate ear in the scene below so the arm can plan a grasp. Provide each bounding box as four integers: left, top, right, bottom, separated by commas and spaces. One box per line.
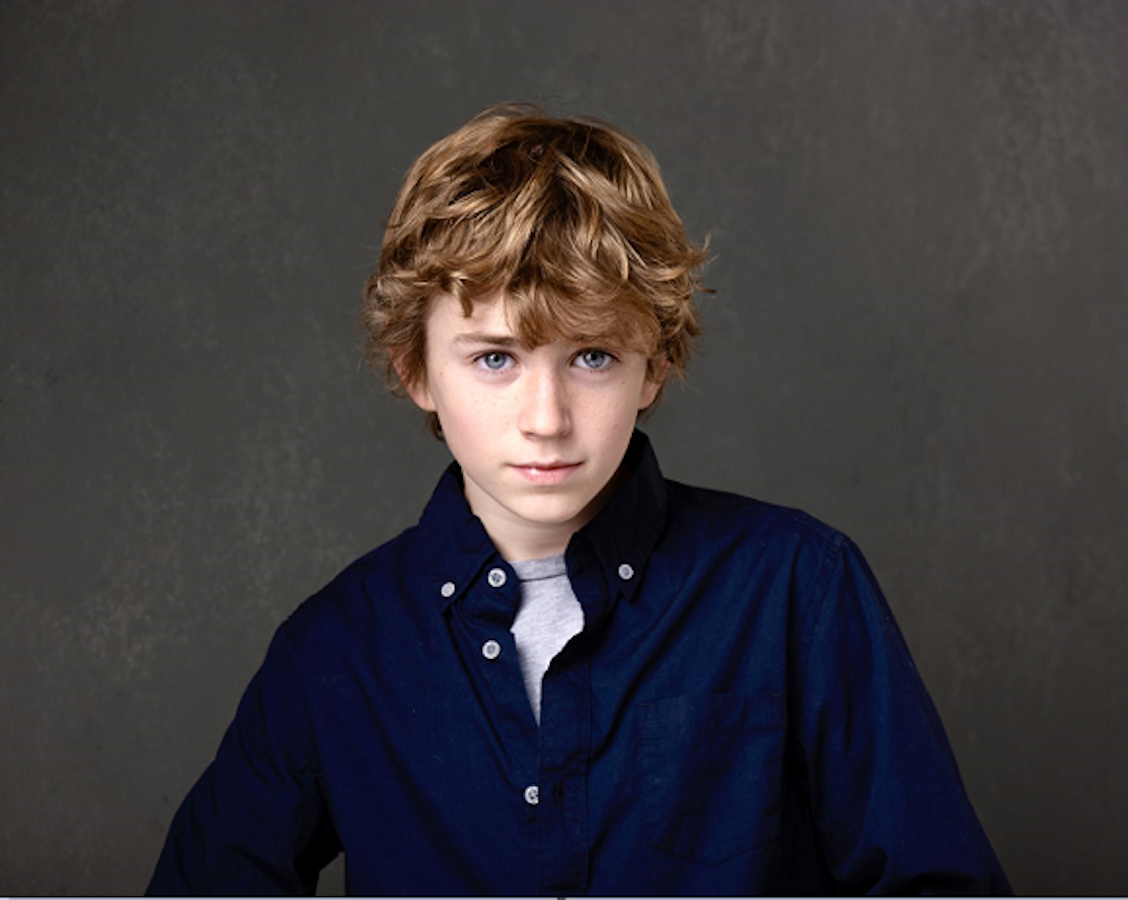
638, 359, 670, 411
395, 358, 436, 412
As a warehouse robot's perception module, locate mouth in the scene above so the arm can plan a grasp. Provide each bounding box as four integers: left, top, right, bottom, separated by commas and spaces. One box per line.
511, 461, 582, 485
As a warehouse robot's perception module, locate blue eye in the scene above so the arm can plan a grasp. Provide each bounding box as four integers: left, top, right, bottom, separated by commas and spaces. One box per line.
478, 351, 511, 371
576, 349, 613, 370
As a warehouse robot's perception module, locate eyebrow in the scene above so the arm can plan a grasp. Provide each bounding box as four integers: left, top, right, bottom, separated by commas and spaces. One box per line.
450, 331, 628, 351
451, 332, 521, 346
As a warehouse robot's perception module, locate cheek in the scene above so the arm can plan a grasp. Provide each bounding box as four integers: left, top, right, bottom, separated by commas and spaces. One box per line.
585, 389, 649, 438
435, 387, 506, 440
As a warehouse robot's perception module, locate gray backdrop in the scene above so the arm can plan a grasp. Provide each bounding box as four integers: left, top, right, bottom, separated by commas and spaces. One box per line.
2, 0, 1126, 895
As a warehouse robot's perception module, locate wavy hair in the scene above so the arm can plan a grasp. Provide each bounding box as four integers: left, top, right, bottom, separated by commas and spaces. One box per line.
361, 103, 707, 436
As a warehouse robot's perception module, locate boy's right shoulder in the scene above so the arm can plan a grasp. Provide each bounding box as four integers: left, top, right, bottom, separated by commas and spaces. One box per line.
275, 521, 429, 644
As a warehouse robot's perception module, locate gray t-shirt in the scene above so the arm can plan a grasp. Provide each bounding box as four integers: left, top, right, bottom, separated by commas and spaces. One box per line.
509, 554, 584, 724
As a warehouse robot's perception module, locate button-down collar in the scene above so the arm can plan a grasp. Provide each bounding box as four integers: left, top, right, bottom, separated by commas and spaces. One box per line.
418, 466, 499, 614
568, 431, 667, 608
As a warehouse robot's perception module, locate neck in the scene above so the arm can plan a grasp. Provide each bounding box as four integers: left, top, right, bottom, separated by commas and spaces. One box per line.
492, 524, 572, 563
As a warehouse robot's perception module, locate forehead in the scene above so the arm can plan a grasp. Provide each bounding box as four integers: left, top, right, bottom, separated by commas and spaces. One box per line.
429, 292, 507, 329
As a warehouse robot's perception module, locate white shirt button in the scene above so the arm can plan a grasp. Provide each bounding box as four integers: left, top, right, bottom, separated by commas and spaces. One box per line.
523, 785, 539, 806
487, 567, 507, 588
617, 563, 634, 581
482, 639, 501, 660
440, 581, 456, 598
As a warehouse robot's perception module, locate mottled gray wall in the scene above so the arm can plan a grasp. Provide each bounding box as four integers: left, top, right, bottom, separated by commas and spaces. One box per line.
2, 0, 1125, 894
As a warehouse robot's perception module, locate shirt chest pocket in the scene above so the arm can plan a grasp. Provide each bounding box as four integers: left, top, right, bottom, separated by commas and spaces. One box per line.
638, 691, 785, 865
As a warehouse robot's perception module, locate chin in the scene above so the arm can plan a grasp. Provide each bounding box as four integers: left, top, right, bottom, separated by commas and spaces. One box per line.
516, 499, 593, 527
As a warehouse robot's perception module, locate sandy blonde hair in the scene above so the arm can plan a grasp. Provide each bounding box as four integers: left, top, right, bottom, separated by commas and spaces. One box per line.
361, 103, 706, 435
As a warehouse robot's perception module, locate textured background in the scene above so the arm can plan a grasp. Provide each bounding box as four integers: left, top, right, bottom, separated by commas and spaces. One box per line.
2, 0, 1126, 894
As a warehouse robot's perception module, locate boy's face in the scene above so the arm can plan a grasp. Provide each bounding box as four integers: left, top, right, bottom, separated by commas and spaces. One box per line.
405, 294, 663, 561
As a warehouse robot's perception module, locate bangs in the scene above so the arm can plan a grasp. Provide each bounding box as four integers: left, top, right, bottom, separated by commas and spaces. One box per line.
410, 130, 687, 363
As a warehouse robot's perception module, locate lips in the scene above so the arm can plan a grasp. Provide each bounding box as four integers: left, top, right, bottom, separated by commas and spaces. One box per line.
511, 461, 582, 485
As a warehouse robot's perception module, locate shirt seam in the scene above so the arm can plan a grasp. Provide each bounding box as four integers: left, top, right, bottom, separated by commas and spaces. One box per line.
796, 534, 850, 689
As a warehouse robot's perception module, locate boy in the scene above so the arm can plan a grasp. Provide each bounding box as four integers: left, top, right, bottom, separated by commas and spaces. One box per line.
149, 105, 1010, 895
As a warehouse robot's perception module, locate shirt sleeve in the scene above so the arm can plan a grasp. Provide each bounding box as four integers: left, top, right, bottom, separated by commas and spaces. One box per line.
793, 539, 1012, 895
146, 629, 340, 896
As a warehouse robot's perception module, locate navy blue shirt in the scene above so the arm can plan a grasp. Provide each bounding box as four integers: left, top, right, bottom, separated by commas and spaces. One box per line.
149, 433, 1009, 895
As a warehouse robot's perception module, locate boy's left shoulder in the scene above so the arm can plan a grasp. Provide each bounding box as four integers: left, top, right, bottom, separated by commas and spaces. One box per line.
663, 478, 852, 556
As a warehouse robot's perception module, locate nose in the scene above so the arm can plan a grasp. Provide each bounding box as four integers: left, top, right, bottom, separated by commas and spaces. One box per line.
518, 365, 572, 438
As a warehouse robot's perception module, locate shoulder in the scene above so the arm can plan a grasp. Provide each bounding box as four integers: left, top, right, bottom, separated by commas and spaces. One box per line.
664, 479, 849, 556
657, 479, 866, 619
658, 480, 899, 671
273, 522, 427, 651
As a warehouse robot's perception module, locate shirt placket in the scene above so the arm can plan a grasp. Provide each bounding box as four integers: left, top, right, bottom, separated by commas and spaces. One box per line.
537, 657, 592, 895
445, 564, 542, 883
530, 542, 623, 897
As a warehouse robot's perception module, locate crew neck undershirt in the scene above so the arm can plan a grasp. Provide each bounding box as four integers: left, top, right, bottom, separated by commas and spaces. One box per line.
508, 554, 584, 724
